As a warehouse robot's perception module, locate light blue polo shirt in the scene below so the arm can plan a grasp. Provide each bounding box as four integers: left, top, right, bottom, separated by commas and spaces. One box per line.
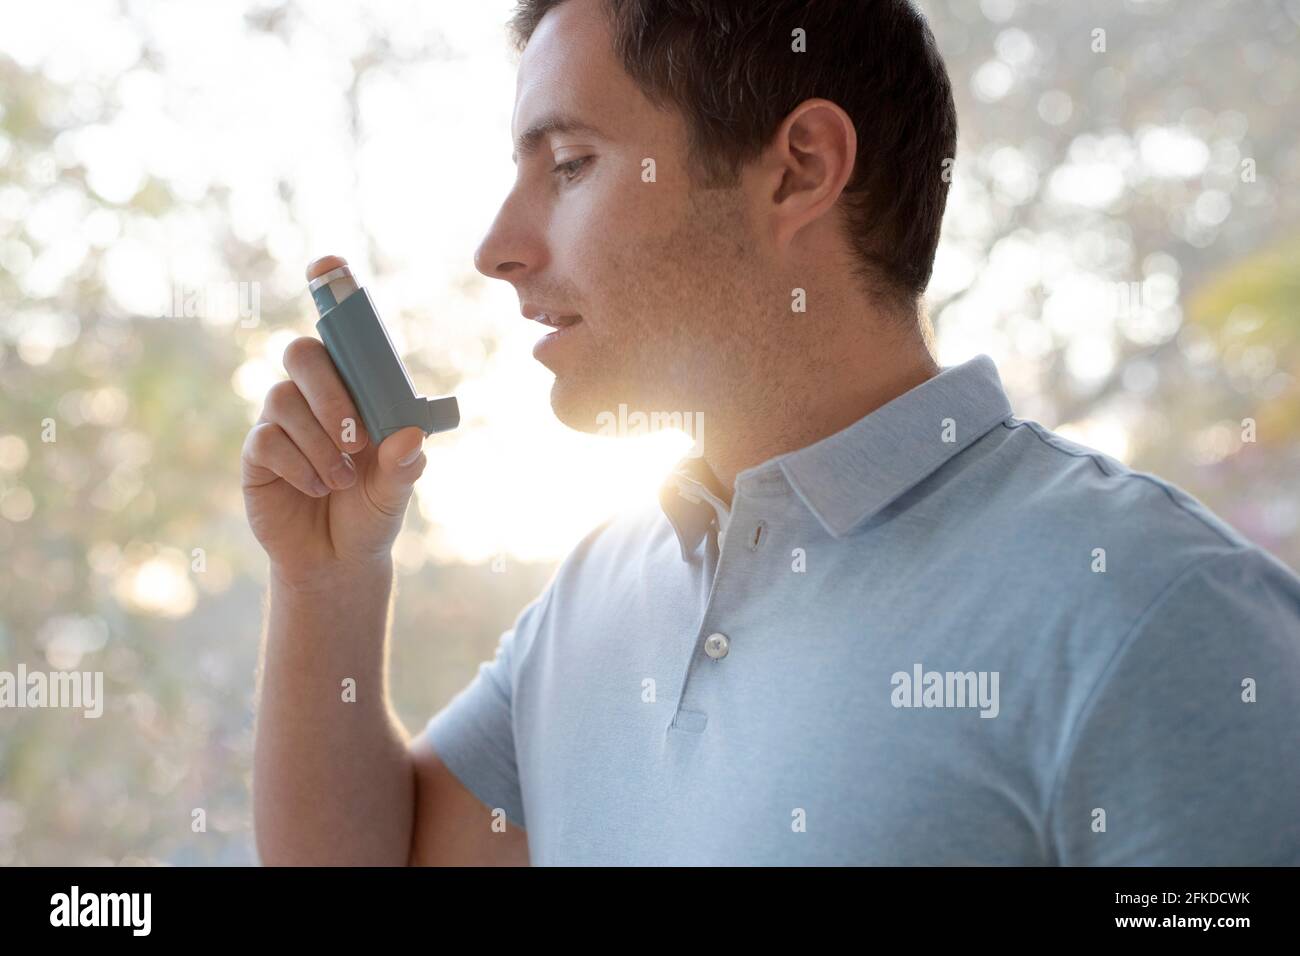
421, 354, 1300, 865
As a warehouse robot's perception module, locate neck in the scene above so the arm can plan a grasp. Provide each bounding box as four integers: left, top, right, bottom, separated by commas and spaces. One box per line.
701, 317, 940, 505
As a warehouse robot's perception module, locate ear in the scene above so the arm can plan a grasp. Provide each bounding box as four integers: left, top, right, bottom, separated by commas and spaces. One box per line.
761, 98, 858, 252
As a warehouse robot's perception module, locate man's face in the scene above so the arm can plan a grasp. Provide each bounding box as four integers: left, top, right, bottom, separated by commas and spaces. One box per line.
474, 0, 770, 432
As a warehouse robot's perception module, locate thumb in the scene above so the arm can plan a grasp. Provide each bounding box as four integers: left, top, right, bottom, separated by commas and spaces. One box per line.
368, 426, 427, 512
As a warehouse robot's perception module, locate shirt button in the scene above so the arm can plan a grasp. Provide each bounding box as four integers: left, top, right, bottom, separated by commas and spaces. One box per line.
704, 632, 730, 660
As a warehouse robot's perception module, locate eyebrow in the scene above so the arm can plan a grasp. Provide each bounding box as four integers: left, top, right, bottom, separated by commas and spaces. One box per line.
512, 113, 604, 164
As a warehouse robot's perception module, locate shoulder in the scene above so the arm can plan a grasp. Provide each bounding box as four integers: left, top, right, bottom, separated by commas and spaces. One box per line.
963, 415, 1274, 602
993, 415, 1249, 547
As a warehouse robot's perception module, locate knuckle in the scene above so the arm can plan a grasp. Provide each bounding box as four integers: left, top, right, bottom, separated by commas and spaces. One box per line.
281, 335, 323, 372
263, 379, 300, 418
245, 420, 285, 461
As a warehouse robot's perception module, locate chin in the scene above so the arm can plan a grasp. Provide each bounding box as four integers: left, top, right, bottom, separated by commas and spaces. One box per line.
548, 377, 610, 435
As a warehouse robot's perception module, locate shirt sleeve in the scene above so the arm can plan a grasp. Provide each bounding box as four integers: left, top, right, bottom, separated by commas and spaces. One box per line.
420, 587, 551, 832
1048, 546, 1300, 865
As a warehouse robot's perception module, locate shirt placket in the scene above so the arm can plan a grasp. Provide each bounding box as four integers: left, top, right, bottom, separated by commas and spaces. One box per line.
666, 473, 776, 735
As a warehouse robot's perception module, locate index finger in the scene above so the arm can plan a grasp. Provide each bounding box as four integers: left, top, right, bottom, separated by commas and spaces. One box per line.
281, 336, 369, 453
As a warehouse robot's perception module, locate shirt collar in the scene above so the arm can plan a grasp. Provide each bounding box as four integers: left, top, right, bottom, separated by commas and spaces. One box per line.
657, 354, 1013, 558
659, 455, 731, 562
773, 353, 1013, 538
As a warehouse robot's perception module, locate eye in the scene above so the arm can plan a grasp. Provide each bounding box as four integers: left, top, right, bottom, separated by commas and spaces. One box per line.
552, 156, 591, 183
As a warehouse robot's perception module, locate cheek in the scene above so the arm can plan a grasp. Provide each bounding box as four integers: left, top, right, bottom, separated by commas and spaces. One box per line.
543, 186, 614, 286
557, 174, 667, 290
550, 161, 717, 338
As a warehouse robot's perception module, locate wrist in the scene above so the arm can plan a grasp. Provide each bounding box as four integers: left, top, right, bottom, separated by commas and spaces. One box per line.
269, 557, 393, 601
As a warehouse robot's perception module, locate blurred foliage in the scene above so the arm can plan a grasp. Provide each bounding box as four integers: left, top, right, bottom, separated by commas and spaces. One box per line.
0, 5, 502, 864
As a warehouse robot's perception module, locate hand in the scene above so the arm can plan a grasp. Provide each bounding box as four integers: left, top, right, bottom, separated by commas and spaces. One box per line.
241, 335, 427, 590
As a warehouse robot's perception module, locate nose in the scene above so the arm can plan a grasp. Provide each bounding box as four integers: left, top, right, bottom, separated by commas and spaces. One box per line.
474, 189, 546, 283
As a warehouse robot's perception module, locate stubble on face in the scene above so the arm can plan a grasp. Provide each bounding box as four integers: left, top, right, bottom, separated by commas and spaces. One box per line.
548, 178, 790, 438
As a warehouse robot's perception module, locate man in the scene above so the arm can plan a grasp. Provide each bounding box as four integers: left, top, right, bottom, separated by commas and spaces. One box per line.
243, 0, 1300, 865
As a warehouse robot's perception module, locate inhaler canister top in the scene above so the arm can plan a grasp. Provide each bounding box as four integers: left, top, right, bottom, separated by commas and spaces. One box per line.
306, 255, 360, 317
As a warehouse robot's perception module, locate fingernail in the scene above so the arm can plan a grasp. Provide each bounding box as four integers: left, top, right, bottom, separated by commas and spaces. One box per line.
309, 476, 330, 497
397, 442, 423, 467
329, 456, 356, 488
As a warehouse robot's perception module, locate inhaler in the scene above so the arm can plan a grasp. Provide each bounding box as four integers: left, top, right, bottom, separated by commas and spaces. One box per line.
305, 255, 460, 447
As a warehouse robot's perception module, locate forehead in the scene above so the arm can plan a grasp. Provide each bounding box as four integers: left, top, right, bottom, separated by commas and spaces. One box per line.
511, 0, 644, 148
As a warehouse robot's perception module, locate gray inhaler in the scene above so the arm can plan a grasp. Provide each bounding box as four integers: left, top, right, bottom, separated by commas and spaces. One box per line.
306, 256, 459, 447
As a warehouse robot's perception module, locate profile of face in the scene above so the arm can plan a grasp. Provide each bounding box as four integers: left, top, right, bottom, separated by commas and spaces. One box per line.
473, 0, 773, 433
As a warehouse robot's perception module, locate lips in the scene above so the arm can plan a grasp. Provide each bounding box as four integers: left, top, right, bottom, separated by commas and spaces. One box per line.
534, 313, 581, 329
531, 311, 582, 362
521, 304, 581, 329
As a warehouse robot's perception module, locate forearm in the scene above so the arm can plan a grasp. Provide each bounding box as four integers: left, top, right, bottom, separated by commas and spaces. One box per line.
252, 560, 415, 865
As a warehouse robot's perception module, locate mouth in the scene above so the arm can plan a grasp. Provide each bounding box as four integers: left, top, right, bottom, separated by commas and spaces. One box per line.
531, 313, 582, 331
530, 313, 583, 362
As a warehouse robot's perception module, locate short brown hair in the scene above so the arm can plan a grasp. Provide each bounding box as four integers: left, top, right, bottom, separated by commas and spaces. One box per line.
508, 0, 958, 311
